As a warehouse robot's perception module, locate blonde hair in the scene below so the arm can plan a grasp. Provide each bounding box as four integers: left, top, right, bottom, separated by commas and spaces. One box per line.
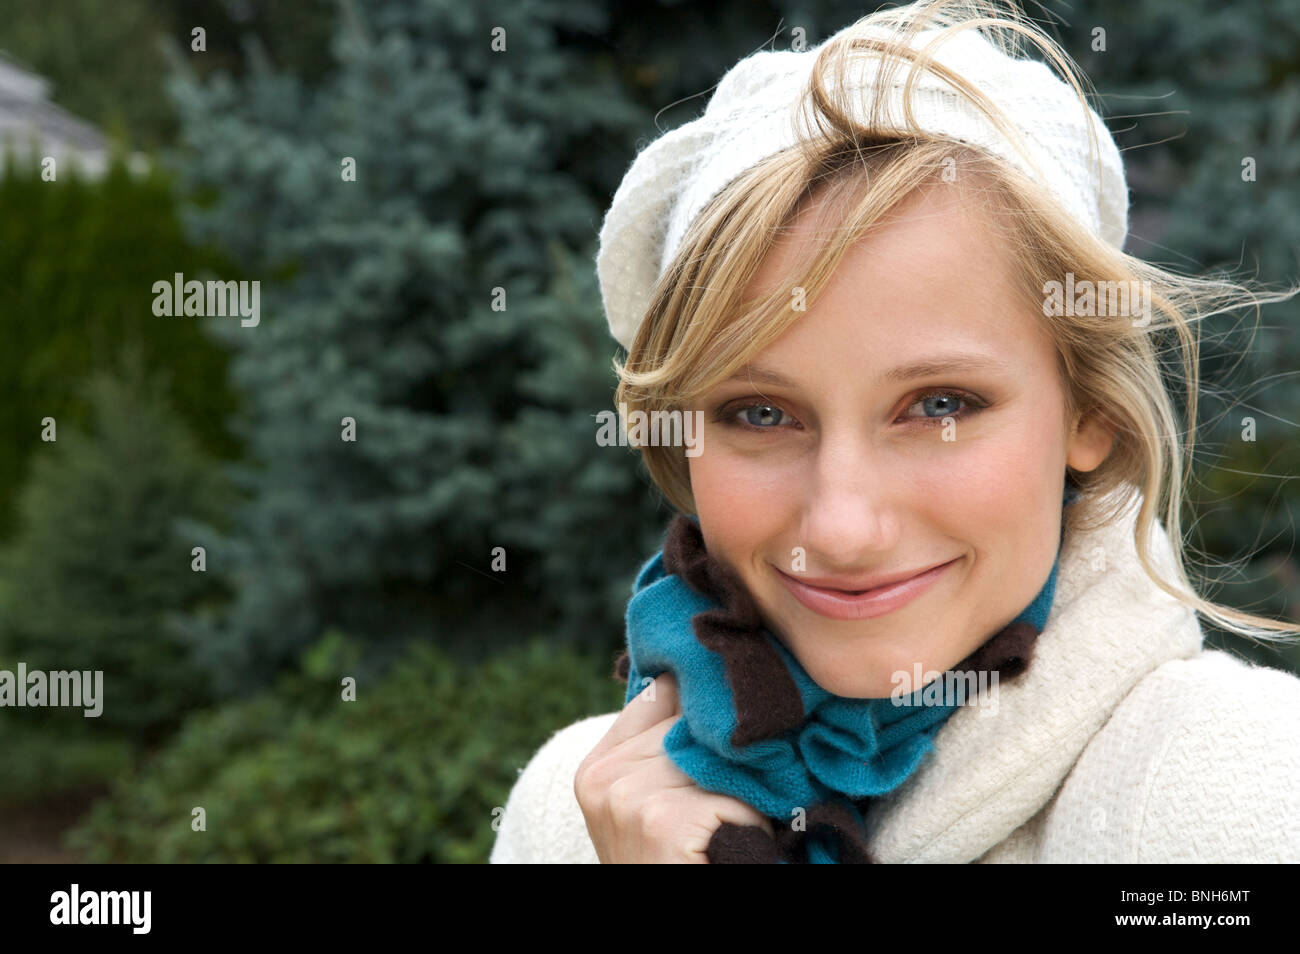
611, 0, 1300, 646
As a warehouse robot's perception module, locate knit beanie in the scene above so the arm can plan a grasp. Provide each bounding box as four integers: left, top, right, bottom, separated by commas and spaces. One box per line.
596, 5, 1129, 352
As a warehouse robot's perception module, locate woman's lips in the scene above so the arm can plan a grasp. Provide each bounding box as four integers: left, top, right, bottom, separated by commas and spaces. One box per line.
773, 557, 960, 620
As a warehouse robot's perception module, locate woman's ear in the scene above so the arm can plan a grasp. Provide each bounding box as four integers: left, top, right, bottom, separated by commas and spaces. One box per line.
1066, 408, 1117, 474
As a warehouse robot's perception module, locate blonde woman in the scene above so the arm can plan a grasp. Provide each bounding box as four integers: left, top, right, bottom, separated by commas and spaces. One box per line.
491, 0, 1300, 863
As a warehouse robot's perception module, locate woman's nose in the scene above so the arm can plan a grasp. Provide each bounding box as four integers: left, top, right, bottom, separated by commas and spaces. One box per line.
797, 432, 900, 569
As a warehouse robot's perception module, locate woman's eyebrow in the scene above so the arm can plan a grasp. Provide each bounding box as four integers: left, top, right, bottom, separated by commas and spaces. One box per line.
881, 352, 1013, 383
723, 365, 800, 388
723, 352, 1011, 389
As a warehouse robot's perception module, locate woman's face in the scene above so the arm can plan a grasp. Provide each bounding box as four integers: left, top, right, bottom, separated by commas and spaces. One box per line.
686, 183, 1115, 698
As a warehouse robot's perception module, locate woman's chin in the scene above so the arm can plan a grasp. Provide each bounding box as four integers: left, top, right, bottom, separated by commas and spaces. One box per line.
783, 651, 900, 699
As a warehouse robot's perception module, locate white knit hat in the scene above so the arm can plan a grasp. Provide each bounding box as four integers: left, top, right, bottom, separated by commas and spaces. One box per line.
596, 18, 1129, 351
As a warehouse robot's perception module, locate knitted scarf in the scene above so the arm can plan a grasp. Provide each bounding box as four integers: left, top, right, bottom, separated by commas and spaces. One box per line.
612, 483, 1080, 863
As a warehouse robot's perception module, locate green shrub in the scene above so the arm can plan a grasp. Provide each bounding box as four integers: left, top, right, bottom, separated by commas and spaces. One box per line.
66, 631, 625, 862
0, 354, 234, 768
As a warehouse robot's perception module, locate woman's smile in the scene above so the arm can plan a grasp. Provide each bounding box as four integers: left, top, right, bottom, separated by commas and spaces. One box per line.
772, 557, 962, 620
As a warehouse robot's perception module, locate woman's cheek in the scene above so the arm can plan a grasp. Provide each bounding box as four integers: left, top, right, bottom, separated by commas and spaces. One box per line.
952, 433, 1065, 607
944, 417, 1051, 517
689, 442, 799, 559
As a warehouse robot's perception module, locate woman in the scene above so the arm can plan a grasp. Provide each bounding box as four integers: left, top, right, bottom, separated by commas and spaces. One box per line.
491, 0, 1300, 863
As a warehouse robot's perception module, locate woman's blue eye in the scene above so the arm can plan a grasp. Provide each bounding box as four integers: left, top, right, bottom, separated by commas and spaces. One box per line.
912, 391, 967, 419
738, 405, 785, 427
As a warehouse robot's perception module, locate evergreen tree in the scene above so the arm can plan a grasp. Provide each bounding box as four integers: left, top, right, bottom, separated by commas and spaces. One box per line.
164, 0, 664, 695
0, 156, 242, 542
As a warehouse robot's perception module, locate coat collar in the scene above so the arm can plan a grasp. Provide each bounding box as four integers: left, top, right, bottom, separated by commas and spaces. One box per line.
863, 485, 1205, 863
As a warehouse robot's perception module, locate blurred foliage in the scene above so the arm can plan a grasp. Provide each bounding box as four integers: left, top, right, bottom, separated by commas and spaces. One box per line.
66, 631, 626, 862
0, 353, 235, 760
0, 707, 135, 806
0, 153, 243, 542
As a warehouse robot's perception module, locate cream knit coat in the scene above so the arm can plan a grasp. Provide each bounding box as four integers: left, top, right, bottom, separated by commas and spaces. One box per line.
490, 487, 1300, 863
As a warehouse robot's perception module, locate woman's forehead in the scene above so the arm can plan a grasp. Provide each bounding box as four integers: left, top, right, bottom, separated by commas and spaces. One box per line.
739, 187, 1039, 358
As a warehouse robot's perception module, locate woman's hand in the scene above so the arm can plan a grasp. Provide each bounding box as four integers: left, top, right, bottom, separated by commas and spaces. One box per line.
573, 672, 775, 863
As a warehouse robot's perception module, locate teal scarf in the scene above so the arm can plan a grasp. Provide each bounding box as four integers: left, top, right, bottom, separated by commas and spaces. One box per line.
615, 482, 1080, 863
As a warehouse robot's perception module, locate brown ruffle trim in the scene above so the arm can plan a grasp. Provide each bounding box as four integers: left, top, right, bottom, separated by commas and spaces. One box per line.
612, 513, 1043, 863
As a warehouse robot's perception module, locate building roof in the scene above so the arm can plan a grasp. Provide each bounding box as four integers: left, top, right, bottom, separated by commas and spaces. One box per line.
0, 50, 110, 177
